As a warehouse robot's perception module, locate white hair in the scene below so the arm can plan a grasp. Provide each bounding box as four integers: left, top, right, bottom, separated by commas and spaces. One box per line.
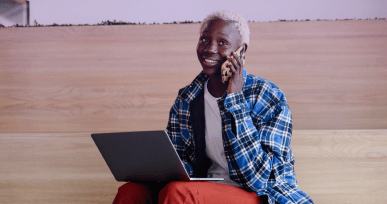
200, 10, 250, 46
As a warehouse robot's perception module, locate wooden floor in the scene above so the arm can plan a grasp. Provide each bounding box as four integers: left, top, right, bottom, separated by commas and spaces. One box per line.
1, 20, 387, 203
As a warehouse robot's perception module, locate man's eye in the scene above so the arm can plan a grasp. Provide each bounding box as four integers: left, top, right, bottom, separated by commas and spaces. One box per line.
202, 38, 208, 43
220, 41, 227, 45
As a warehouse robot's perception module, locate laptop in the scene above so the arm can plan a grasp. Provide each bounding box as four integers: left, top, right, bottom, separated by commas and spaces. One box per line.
91, 130, 224, 182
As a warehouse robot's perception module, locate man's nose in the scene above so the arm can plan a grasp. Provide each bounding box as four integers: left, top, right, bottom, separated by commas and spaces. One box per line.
206, 41, 218, 53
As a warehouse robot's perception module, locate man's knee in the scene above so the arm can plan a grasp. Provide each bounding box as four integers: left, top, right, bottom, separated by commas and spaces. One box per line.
159, 181, 192, 203
114, 182, 151, 204
159, 181, 185, 195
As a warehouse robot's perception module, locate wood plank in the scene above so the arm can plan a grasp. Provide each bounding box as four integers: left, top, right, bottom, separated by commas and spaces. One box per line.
1, 21, 387, 132
1, 130, 386, 203
291, 130, 387, 203
0, 133, 122, 204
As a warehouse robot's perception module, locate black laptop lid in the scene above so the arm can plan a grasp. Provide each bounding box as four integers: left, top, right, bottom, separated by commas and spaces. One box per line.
91, 131, 190, 182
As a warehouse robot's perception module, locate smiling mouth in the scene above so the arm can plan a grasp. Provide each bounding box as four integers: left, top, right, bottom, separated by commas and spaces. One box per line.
202, 58, 220, 66
204, 59, 218, 63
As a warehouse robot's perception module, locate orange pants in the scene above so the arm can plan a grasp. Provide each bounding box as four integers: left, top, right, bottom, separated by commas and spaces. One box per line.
113, 181, 264, 204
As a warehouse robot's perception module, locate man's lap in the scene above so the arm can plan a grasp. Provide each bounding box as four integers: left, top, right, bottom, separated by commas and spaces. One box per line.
160, 181, 262, 204
114, 181, 263, 204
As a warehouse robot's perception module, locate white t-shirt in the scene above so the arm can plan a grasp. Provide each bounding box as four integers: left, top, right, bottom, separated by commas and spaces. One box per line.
204, 80, 242, 188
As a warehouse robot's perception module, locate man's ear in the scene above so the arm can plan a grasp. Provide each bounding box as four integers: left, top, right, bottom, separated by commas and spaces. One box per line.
243, 43, 248, 53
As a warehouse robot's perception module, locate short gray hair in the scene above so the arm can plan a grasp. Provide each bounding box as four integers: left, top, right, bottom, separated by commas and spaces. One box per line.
200, 10, 250, 46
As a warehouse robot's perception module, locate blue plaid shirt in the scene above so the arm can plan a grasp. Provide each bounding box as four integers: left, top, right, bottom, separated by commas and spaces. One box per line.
166, 69, 314, 204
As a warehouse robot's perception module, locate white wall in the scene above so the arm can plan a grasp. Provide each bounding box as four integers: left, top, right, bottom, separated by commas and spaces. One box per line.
0, 0, 28, 26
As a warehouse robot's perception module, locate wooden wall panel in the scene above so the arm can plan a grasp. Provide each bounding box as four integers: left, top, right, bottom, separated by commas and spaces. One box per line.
0, 133, 121, 204
1, 20, 387, 203
1, 130, 386, 203
1, 20, 387, 132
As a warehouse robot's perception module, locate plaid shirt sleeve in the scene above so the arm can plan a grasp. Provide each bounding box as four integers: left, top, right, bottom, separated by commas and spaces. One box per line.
223, 84, 314, 204
166, 90, 194, 177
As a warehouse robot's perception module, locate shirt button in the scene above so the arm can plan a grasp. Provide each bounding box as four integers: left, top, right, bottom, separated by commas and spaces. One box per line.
268, 152, 273, 158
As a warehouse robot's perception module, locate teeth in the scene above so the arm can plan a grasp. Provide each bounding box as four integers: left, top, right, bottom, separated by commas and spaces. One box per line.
205, 59, 217, 63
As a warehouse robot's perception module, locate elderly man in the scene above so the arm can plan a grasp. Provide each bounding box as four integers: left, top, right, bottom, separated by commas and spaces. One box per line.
114, 10, 314, 204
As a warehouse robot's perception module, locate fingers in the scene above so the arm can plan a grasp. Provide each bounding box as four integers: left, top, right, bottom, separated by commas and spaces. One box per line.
227, 52, 242, 74
233, 51, 243, 75
226, 52, 244, 94
227, 57, 237, 74
232, 51, 242, 67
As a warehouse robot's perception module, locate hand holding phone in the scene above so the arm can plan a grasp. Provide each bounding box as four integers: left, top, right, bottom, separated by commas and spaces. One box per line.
221, 46, 246, 83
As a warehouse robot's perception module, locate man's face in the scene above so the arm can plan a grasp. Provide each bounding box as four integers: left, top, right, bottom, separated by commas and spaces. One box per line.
196, 19, 242, 77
